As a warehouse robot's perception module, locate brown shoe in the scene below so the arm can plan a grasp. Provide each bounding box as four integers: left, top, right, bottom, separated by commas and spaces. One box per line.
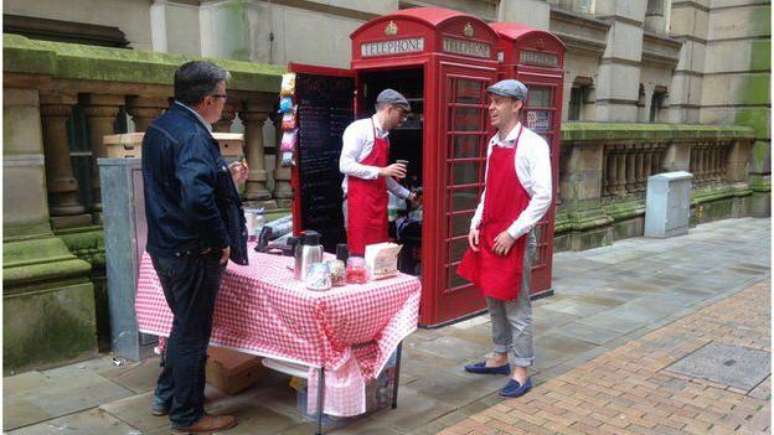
172, 414, 237, 434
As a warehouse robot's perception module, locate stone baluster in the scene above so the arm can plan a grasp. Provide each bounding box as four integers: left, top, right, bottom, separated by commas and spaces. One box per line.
273, 115, 293, 208
643, 146, 653, 180
625, 146, 637, 193
214, 100, 239, 133
80, 94, 124, 215
40, 93, 91, 228
239, 98, 274, 204
635, 145, 645, 192
615, 145, 626, 196
126, 96, 168, 132
605, 146, 617, 196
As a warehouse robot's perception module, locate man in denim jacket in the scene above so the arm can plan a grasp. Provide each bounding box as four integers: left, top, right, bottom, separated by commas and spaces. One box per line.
142, 60, 248, 433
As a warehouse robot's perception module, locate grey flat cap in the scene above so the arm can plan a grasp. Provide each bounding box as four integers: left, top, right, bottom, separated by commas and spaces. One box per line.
376, 88, 411, 111
487, 79, 528, 101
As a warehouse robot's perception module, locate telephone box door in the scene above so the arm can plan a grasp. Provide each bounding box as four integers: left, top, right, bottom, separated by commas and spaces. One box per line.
289, 63, 355, 252
519, 74, 561, 294
433, 62, 498, 323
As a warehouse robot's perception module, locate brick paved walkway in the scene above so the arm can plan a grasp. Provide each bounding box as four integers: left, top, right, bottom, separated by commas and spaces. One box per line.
440, 279, 771, 435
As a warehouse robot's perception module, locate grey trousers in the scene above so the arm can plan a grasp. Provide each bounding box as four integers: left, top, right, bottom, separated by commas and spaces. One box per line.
486, 230, 537, 368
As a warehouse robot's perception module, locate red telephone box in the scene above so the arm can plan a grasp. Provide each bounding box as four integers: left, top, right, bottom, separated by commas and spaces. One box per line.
290, 7, 500, 326
490, 23, 565, 298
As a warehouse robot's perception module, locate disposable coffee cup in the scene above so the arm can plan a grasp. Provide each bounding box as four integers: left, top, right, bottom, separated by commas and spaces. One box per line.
396, 159, 409, 169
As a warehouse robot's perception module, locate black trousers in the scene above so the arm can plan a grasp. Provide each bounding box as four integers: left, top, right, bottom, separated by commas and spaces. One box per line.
150, 251, 226, 428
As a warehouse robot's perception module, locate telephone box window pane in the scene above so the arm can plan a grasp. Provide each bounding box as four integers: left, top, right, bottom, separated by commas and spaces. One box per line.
455, 79, 484, 104
447, 266, 469, 289
449, 161, 482, 185
450, 213, 473, 237
451, 135, 482, 158
528, 86, 553, 108
526, 110, 552, 133
451, 187, 481, 211
452, 107, 483, 131
448, 237, 469, 264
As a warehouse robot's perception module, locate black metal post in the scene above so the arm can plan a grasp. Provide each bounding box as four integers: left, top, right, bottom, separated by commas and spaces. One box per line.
391, 342, 403, 409
316, 367, 325, 435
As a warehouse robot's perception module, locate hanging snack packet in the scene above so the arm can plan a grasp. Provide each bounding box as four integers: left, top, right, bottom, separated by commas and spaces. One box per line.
279, 96, 294, 113
280, 73, 296, 96
282, 110, 296, 130
280, 129, 297, 153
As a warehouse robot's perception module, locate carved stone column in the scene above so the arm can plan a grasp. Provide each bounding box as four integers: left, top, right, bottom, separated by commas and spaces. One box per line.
272, 116, 293, 208
615, 145, 626, 196
40, 93, 91, 228
238, 98, 274, 205
126, 96, 168, 132
80, 94, 124, 214
625, 147, 637, 193
214, 101, 239, 133
606, 147, 618, 196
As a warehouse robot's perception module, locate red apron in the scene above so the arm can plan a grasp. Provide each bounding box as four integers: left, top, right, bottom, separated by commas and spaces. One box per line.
457, 126, 531, 301
347, 120, 390, 255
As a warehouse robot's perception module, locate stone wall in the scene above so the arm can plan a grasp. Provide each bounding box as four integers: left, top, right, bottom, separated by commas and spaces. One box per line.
700, 1, 771, 217
555, 122, 756, 251
3, 34, 284, 373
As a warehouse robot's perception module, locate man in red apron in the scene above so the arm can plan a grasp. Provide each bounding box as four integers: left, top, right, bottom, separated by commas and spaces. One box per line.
457, 80, 553, 398
339, 89, 419, 255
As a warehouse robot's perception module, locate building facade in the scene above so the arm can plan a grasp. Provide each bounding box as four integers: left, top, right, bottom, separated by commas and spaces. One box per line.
3, 0, 769, 371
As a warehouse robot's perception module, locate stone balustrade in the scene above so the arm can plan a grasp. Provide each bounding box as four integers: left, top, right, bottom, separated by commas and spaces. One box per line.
3, 34, 285, 372
556, 123, 756, 251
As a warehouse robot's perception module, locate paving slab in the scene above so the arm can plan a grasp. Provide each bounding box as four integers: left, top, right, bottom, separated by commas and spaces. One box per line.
666, 342, 771, 393
99, 392, 170, 435
97, 357, 163, 394
548, 321, 623, 345
7, 408, 140, 435
4, 367, 133, 431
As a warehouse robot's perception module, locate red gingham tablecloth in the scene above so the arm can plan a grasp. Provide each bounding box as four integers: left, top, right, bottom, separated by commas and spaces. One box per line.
135, 248, 421, 416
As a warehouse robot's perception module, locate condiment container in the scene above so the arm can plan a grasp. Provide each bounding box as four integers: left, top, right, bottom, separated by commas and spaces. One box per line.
305, 263, 332, 291
345, 256, 368, 284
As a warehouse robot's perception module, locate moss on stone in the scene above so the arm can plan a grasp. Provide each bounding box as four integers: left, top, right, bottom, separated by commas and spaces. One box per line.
750, 39, 771, 72
561, 122, 755, 142
737, 74, 770, 106
4, 237, 92, 291
4, 34, 284, 93
735, 107, 771, 140
4, 282, 97, 373
56, 227, 106, 269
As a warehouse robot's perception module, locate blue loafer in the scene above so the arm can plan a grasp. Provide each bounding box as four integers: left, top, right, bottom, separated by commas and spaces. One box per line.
464, 361, 511, 375
499, 377, 532, 398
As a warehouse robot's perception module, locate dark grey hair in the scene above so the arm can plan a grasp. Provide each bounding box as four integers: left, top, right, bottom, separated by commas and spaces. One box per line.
174, 61, 231, 106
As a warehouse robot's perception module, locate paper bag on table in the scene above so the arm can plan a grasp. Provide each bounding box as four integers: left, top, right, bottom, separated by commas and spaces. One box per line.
364, 242, 402, 280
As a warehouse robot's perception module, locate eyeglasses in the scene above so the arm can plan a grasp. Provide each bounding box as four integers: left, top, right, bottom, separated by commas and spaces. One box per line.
210, 94, 228, 100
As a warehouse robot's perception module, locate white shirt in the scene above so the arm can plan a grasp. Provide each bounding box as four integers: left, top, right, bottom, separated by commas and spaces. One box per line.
470, 123, 553, 240
339, 115, 410, 199
175, 101, 213, 134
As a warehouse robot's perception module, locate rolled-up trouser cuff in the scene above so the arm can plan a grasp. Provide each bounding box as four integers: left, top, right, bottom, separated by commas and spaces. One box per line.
511, 356, 534, 368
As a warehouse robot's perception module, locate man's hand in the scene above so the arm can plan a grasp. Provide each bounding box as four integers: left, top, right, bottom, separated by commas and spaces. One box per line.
408, 192, 422, 208
229, 161, 249, 184
220, 246, 231, 265
468, 227, 480, 252
492, 231, 516, 256
379, 163, 407, 179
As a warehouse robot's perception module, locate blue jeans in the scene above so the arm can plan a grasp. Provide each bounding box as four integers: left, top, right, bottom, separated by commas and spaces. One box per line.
151, 251, 226, 428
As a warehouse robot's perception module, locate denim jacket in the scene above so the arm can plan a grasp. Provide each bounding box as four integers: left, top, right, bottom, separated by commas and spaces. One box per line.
142, 102, 248, 265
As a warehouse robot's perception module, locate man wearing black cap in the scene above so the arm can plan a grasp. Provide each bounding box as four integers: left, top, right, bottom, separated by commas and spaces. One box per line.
339, 88, 419, 255
458, 79, 552, 398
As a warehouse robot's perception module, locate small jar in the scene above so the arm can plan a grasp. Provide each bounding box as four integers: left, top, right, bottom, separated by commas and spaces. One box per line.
345, 256, 368, 284
305, 263, 332, 291
326, 259, 346, 287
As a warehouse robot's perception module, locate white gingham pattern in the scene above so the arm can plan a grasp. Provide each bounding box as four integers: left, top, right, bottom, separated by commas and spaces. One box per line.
135, 248, 420, 416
